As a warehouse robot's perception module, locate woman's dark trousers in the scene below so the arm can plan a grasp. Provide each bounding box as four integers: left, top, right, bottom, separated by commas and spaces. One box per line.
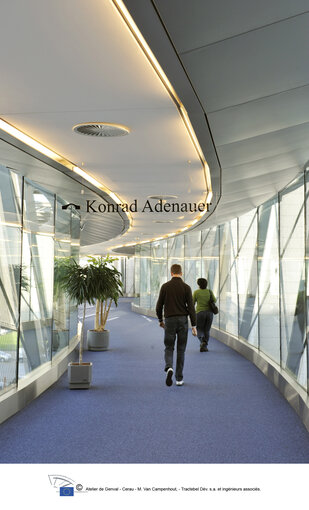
196, 310, 213, 345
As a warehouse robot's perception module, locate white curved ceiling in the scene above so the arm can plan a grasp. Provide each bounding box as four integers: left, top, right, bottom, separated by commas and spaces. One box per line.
0, 0, 208, 254
2, 0, 309, 255
148, 0, 309, 226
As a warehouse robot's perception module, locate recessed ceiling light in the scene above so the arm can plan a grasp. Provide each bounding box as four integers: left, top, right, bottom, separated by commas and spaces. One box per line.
73, 122, 130, 137
148, 195, 178, 200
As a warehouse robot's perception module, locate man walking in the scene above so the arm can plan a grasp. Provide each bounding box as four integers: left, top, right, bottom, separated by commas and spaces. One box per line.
156, 264, 197, 387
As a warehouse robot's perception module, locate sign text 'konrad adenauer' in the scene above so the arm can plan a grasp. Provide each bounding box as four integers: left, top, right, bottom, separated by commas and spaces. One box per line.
86, 199, 208, 214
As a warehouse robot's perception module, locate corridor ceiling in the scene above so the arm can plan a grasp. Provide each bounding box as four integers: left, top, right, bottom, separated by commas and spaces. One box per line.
126, 0, 309, 227
1, 0, 309, 254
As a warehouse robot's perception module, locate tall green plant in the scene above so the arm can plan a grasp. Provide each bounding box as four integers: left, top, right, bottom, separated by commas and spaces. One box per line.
87, 255, 123, 332
58, 258, 96, 364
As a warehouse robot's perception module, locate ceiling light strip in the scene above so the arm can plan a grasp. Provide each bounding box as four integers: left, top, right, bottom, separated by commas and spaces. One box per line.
0, 119, 65, 163
0, 118, 131, 224
111, 0, 181, 105
111, 0, 212, 203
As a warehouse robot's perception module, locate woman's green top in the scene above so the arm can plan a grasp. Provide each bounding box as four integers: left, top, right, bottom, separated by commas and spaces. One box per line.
193, 288, 216, 313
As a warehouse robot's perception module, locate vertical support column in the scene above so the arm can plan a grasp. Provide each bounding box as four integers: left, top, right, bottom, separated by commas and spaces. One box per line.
50, 193, 56, 360
256, 206, 260, 353
278, 190, 282, 369
237, 216, 240, 340
304, 169, 309, 395
16, 176, 25, 388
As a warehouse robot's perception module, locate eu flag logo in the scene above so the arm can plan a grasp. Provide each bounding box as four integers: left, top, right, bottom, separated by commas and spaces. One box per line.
60, 486, 74, 496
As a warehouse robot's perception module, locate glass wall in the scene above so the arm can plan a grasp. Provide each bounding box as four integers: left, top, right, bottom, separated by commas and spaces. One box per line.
134, 168, 309, 394
238, 210, 258, 346
19, 180, 55, 378
151, 240, 167, 309
167, 235, 184, 272
279, 175, 306, 387
140, 244, 151, 309
219, 219, 238, 336
258, 198, 280, 363
0, 165, 22, 392
201, 227, 219, 327
184, 231, 201, 291
134, 245, 141, 305
0, 165, 80, 395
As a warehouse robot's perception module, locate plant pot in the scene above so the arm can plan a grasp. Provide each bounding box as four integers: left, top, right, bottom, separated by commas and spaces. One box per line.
68, 362, 92, 389
87, 329, 110, 351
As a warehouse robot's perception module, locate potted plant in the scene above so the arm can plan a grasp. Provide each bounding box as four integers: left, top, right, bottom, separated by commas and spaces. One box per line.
58, 258, 95, 389
87, 255, 123, 351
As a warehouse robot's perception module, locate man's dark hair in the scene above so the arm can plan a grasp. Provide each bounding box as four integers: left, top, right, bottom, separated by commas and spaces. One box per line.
171, 264, 182, 275
197, 278, 207, 289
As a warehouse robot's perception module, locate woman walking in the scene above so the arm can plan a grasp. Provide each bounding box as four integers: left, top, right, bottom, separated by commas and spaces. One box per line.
193, 278, 217, 352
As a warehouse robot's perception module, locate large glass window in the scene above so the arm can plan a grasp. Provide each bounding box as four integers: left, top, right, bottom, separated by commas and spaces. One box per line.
19, 180, 55, 379
134, 245, 141, 306
140, 243, 151, 309
0, 166, 22, 394
258, 198, 280, 363
167, 235, 184, 273
0, 153, 81, 394
201, 227, 219, 327
124, 257, 135, 297
280, 175, 306, 387
306, 170, 309, 392
131, 170, 309, 394
238, 210, 258, 346
150, 240, 167, 309
219, 219, 238, 336
184, 231, 201, 292
53, 198, 71, 356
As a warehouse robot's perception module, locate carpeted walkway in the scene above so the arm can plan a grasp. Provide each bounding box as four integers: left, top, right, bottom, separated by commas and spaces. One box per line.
0, 299, 309, 463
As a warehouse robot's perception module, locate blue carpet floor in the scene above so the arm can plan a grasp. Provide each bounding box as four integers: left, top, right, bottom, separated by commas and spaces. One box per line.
0, 299, 309, 463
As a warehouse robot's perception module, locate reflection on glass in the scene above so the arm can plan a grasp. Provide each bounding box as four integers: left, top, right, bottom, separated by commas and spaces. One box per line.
238, 210, 258, 345
69, 210, 80, 341
134, 245, 141, 306
184, 231, 201, 292
150, 240, 167, 309
0, 162, 81, 392
258, 198, 280, 363
219, 219, 238, 336
130, 172, 309, 392
19, 231, 54, 377
140, 244, 151, 309
124, 257, 135, 297
53, 199, 71, 355
167, 235, 184, 271
19, 180, 54, 378
280, 176, 306, 384
0, 165, 22, 394
201, 227, 219, 327
23, 181, 54, 235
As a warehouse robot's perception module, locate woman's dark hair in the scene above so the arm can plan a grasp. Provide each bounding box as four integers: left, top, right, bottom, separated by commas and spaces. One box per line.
197, 278, 207, 289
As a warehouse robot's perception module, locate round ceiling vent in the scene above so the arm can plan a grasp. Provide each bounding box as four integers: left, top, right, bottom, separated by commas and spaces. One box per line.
73, 123, 130, 137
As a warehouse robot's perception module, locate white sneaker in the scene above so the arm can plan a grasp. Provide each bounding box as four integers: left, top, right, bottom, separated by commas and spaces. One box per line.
176, 380, 184, 386
165, 368, 173, 386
